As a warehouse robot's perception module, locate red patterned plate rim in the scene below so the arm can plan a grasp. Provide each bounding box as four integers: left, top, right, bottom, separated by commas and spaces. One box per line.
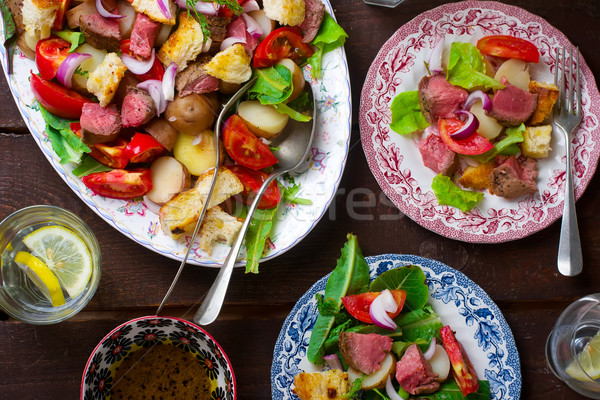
359, 0, 600, 243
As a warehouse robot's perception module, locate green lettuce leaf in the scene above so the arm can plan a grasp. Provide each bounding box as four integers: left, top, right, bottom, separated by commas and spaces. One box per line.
389, 91, 429, 135
247, 64, 292, 104
446, 42, 504, 91
370, 265, 429, 311
245, 206, 279, 274
431, 174, 483, 213
414, 380, 491, 399
72, 154, 111, 177
308, 13, 348, 79
472, 123, 526, 163
394, 306, 443, 342
53, 30, 85, 52
39, 105, 90, 164
272, 102, 312, 122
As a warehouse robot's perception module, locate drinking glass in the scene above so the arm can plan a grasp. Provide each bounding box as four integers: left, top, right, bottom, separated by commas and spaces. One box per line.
363, 0, 406, 8
0, 205, 102, 324
546, 293, 600, 398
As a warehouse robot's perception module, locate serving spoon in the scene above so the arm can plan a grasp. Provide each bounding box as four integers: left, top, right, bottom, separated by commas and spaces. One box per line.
193, 82, 317, 326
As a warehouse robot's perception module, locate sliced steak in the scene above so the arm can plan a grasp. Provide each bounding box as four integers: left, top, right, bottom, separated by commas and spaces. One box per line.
298, 0, 325, 42
129, 13, 160, 59
80, 103, 122, 145
79, 13, 121, 52
395, 343, 440, 395
114, 71, 141, 108
206, 15, 231, 52
490, 77, 538, 126
338, 332, 392, 375
489, 155, 539, 200
418, 73, 468, 124
419, 133, 456, 175
226, 17, 258, 57
121, 87, 155, 128
175, 55, 219, 96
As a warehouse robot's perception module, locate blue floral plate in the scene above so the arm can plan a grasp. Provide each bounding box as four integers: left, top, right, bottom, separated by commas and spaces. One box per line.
271, 254, 521, 399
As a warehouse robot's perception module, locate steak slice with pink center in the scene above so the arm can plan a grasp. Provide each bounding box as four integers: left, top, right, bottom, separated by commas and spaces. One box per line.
121, 87, 155, 128
338, 332, 392, 375
395, 343, 440, 395
490, 77, 538, 126
129, 13, 160, 59
489, 155, 539, 199
419, 133, 457, 175
80, 103, 121, 145
418, 73, 469, 124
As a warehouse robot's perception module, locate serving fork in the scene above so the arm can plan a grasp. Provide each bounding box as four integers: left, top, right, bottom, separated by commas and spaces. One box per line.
554, 46, 583, 277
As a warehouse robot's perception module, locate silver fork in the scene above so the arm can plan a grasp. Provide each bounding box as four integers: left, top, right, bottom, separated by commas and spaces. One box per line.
554, 46, 583, 277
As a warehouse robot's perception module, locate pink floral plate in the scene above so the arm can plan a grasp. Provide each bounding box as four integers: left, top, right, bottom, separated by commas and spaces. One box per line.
359, 1, 600, 243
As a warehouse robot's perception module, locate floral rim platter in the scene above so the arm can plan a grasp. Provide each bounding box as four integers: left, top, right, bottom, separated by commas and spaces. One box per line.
0, 0, 351, 266
271, 254, 521, 399
81, 315, 236, 400
359, 1, 600, 243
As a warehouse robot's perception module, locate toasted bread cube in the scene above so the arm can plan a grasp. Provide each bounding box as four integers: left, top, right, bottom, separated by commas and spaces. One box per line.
529, 81, 559, 125
293, 370, 350, 400
198, 206, 243, 255
22, 0, 61, 50
263, 0, 305, 26
204, 44, 252, 84
86, 52, 127, 107
157, 12, 204, 72
131, 0, 177, 25
522, 125, 552, 158
458, 162, 495, 191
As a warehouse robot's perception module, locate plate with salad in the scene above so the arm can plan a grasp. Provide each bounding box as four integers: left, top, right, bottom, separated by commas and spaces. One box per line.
359, 0, 600, 243
0, 0, 351, 268
271, 234, 521, 399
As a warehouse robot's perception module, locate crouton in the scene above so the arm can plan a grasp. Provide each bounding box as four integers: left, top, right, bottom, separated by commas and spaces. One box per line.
86, 52, 128, 107
157, 12, 205, 72
293, 370, 350, 400
130, 0, 177, 25
198, 206, 243, 255
528, 81, 559, 125
159, 167, 243, 239
458, 162, 495, 191
263, 0, 305, 26
203, 44, 252, 84
522, 125, 552, 158
22, 0, 61, 50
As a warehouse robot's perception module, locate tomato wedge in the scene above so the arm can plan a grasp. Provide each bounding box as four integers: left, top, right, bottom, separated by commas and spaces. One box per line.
222, 114, 278, 170
35, 36, 71, 80
71, 122, 130, 168
82, 168, 153, 199
119, 40, 164, 81
126, 132, 166, 164
52, 0, 72, 31
342, 290, 406, 324
30, 72, 92, 119
476, 35, 539, 63
219, 0, 246, 18
438, 118, 493, 156
228, 165, 281, 209
440, 325, 479, 396
253, 27, 315, 68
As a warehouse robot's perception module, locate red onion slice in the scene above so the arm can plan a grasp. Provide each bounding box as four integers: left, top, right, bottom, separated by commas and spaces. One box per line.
451, 110, 479, 140
386, 376, 408, 400
463, 90, 492, 113
423, 337, 437, 360
137, 79, 166, 115
122, 49, 156, 75
429, 36, 444, 74
156, 0, 171, 20
95, 0, 124, 18
242, 13, 263, 39
220, 36, 246, 51
143, 195, 162, 215
323, 354, 344, 371
174, 0, 219, 16
242, 0, 259, 12
369, 289, 398, 330
56, 53, 91, 88
162, 62, 177, 101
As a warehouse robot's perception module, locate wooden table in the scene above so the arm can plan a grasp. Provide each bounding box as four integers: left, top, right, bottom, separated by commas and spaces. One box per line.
0, 0, 599, 398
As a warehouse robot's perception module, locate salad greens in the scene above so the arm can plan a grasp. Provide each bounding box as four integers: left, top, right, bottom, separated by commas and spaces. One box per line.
308, 13, 348, 79
413, 380, 491, 400
472, 124, 525, 164
245, 207, 278, 274
53, 30, 85, 52
394, 306, 443, 343
431, 175, 484, 213
72, 154, 111, 177
389, 91, 430, 136
39, 104, 90, 164
446, 43, 504, 91
370, 265, 429, 311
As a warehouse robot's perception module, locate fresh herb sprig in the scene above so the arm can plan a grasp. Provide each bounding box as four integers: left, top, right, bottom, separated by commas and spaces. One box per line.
185, 0, 244, 38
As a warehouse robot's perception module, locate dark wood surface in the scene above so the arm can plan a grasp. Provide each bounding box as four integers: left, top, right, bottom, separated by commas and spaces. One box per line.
0, 0, 599, 398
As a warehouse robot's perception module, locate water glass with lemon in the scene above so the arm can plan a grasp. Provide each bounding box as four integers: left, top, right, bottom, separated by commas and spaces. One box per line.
546, 293, 600, 398
0, 205, 101, 324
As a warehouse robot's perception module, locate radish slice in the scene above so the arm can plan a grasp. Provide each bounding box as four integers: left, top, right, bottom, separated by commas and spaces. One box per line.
429, 36, 444, 74
220, 36, 246, 51
156, 0, 171, 19
323, 354, 344, 371
423, 337, 437, 360
242, 0, 259, 12
450, 110, 479, 140
56, 53, 91, 88
242, 13, 263, 39
122, 49, 156, 75
386, 376, 408, 400
369, 289, 398, 330
95, 0, 124, 18
162, 62, 177, 101
463, 90, 492, 113
137, 79, 166, 115
143, 195, 162, 215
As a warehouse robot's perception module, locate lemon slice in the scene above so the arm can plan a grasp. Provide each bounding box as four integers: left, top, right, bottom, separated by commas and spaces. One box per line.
23, 226, 92, 299
14, 251, 66, 307
566, 330, 600, 381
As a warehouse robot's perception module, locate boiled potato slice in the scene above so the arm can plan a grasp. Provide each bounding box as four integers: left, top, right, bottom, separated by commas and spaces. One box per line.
428, 345, 451, 382
72, 44, 107, 93
237, 100, 289, 139
494, 58, 530, 91
347, 353, 396, 390
173, 130, 224, 176
146, 156, 191, 205
471, 101, 503, 140
278, 58, 305, 103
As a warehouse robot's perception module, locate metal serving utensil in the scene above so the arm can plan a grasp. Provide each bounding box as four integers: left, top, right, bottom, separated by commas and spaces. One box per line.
194, 84, 316, 326
155, 77, 258, 315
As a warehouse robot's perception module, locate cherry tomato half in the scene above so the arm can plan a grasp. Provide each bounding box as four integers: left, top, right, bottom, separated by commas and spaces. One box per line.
126, 132, 166, 164
31, 72, 92, 119
253, 27, 315, 68
222, 114, 278, 170
440, 325, 480, 396
476, 35, 539, 63
438, 118, 493, 156
119, 39, 164, 81
82, 168, 153, 199
35, 36, 70, 80
342, 290, 406, 324
52, 0, 72, 31
228, 165, 281, 209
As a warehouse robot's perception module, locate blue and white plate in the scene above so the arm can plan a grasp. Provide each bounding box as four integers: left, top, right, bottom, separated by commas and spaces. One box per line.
271, 254, 521, 399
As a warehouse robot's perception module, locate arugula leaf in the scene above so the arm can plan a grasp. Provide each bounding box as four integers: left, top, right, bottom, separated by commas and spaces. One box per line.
446, 42, 504, 91
281, 182, 312, 205
39, 105, 90, 164
394, 306, 443, 342
342, 374, 366, 399
247, 65, 293, 104
471, 124, 525, 163
72, 154, 111, 177
414, 380, 491, 399
308, 13, 348, 79
53, 30, 85, 52
389, 90, 429, 135
431, 174, 483, 213
272, 102, 312, 122
245, 207, 278, 274
370, 265, 429, 311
